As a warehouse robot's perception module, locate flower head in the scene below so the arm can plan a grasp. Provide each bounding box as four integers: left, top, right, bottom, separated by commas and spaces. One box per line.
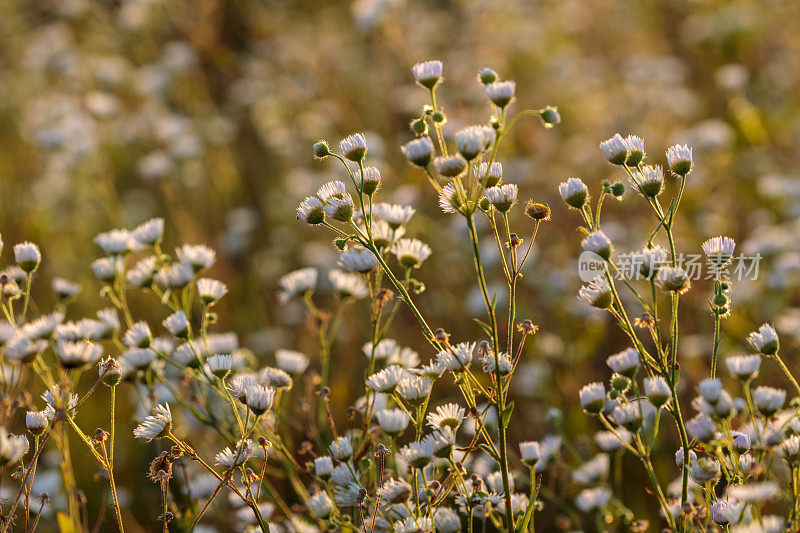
747, 323, 779, 356
401, 137, 435, 167
599, 133, 628, 165
391, 238, 432, 268
278, 268, 317, 302
133, 404, 172, 440
339, 133, 367, 162
412, 60, 443, 89
666, 144, 693, 176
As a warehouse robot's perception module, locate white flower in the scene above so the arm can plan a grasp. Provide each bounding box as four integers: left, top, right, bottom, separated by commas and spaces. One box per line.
411, 60, 443, 89
25, 411, 48, 436
476, 161, 503, 187
364, 338, 399, 360
702, 235, 736, 267
123, 321, 152, 348
728, 481, 779, 503
5, 336, 45, 364
333, 482, 362, 507
637, 245, 668, 279
455, 125, 494, 160
575, 487, 611, 512
432, 508, 461, 533
688, 456, 720, 485
747, 323, 779, 355
297, 196, 325, 224
753, 386, 785, 416
656, 266, 691, 294
630, 165, 663, 197
206, 353, 232, 378
780, 435, 800, 463
94, 229, 137, 255
307, 491, 333, 518
131, 218, 164, 245
260, 367, 293, 389
581, 231, 612, 260
339, 133, 367, 161
485, 80, 515, 107
376, 408, 409, 436
595, 428, 632, 452
578, 277, 612, 309
323, 193, 355, 222
133, 404, 172, 440
599, 133, 628, 165
624, 135, 645, 165
328, 436, 353, 461
0, 430, 29, 467
21, 311, 64, 340
643, 376, 671, 407
244, 383, 275, 415
559, 177, 588, 209
338, 246, 378, 273
378, 478, 412, 504
427, 403, 465, 431
52, 278, 81, 300
358, 166, 381, 195
373, 203, 415, 229
438, 183, 462, 214
328, 270, 368, 299
176, 244, 216, 272
711, 499, 745, 525
278, 268, 317, 302
14, 242, 41, 273
396, 376, 433, 404
91, 257, 118, 282
274, 349, 309, 375
481, 351, 512, 375
433, 155, 467, 178
54, 340, 102, 369
399, 439, 434, 468
162, 310, 190, 338
391, 238, 432, 268
666, 143, 693, 176
215, 439, 254, 467
317, 180, 347, 202
366, 365, 406, 393
436, 342, 475, 371
612, 403, 643, 431
127, 256, 157, 287
394, 517, 433, 533
519, 441, 541, 468
579, 382, 606, 413
313, 456, 334, 479
155, 262, 194, 289
606, 348, 640, 377
197, 278, 228, 304
483, 184, 518, 213
572, 454, 610, 486
390, 347, 420, 368
401, 136, 435, 167
370, 219, 404, 249
122, 347, 156, 371
726, 354, 761, 381
686, 414, 717, 442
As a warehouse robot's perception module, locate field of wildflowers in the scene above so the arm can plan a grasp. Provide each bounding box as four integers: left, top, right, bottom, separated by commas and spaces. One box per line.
3, 0, 800, 532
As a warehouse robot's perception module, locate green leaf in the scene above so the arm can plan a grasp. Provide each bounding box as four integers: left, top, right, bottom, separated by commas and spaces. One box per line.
334, 237, 349, 250
472, 318, 493, 337
478, 443, 500, 460
501, 401, 515, 428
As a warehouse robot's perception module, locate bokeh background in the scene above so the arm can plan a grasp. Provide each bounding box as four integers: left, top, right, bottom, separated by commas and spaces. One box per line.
3, 0, 800, 529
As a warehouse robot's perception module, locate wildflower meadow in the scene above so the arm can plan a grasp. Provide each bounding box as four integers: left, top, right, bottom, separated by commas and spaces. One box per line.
2, 1, 800, 532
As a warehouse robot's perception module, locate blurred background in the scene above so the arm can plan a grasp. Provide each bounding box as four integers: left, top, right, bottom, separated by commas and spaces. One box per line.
2, 0, 800, 529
